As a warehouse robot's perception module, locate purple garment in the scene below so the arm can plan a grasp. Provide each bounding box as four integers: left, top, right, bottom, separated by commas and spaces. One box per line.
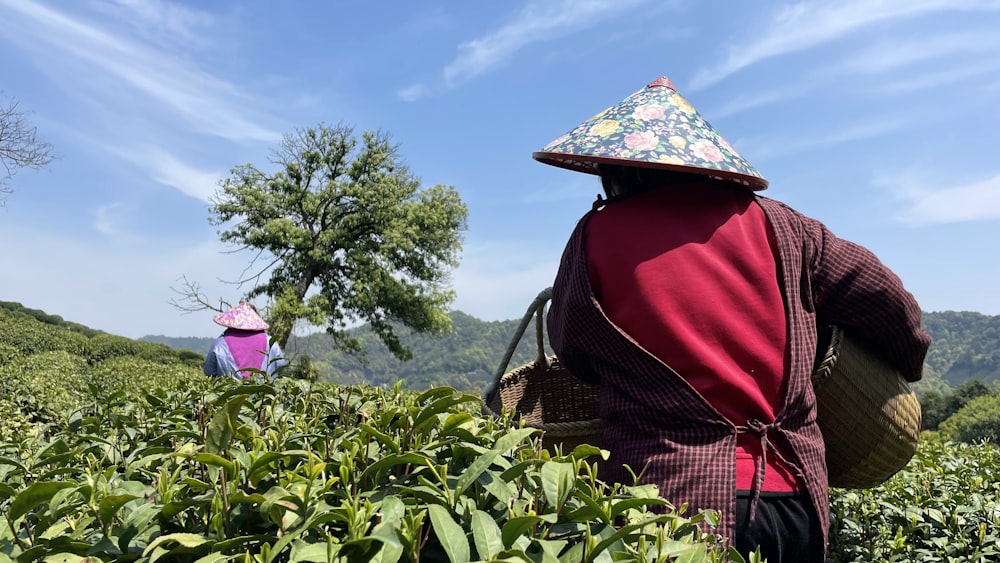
223, 329, 268, 376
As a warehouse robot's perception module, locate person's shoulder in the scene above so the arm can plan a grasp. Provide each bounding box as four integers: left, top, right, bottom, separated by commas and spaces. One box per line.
754, 193, 795, 211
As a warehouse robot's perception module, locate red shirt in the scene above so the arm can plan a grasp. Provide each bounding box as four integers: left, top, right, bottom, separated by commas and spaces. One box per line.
549, 187, 930, 549
585, 183, 800, 491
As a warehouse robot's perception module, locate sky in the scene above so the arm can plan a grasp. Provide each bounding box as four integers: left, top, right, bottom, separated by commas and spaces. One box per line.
1, 0, 999, 340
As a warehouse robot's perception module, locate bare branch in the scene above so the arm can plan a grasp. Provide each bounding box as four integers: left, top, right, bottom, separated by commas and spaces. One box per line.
169, 275, 230, 313
1, 96, 55, 200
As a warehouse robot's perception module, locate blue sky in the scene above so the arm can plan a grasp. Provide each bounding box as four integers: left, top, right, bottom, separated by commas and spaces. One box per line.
1, 0, 999, 339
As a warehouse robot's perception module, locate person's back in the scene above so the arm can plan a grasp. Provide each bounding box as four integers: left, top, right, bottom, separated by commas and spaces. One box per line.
585, 179, 801, 493
532, 75, 930, 562
203, 302, 286, 379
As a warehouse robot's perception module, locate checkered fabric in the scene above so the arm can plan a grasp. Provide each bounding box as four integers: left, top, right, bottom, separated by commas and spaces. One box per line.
547, 194, 930, 553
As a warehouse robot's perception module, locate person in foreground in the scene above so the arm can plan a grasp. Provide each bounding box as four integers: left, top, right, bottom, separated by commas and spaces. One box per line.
203, 302, 286, 380
536, 76, 931, 562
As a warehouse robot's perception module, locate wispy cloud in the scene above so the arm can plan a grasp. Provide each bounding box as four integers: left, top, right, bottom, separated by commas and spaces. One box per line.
893, 174, 1000, 225
690, 0, 1000, 90
866, 60, 1000, 96
91, 0, 215, 51
399, 0, 647, 100
0, 0, 282, 142
141, 148, 222, 203
93, 202, 127, 236
707, 83, 815, 119
750, 117, 910, 159
836, 29, 1000, 75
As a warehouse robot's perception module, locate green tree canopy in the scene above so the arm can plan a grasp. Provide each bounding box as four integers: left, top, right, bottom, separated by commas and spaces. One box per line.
210, 123, 468, 359
939, 391, 1000, 444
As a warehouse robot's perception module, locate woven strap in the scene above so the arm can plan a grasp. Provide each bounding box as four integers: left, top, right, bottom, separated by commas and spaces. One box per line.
481, 287, 553, 404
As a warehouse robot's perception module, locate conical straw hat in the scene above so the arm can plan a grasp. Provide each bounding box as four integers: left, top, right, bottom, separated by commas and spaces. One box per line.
533, 76, 768, 190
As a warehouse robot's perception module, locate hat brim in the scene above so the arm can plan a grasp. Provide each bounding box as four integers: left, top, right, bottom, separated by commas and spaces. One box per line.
533, 151, 769, 190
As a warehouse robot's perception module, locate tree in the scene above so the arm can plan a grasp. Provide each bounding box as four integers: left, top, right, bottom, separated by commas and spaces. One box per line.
208, 123, 468, 360
939, 392, 1000, 444
1, 95, 54, 204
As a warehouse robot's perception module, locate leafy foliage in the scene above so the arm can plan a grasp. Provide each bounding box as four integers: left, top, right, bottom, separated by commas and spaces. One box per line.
209, 123, 469, 359
0, 375, 739, 562
939, 393, 1000, 444
828, 436, 1000, 562
921, 379, 995, 431
4, 301, 1000, 561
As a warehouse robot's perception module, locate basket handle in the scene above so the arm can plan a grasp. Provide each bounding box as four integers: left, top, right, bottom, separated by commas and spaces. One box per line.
481, 287, 553, 401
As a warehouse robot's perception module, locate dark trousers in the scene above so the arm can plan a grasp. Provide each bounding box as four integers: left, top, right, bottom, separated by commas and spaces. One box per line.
734, 491, 824, 563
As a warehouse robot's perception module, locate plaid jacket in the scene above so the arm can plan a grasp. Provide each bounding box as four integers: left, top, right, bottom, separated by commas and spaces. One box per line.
547, 194, 930, 550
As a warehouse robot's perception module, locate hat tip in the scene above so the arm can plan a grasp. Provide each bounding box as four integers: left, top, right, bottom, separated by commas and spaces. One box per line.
647, 76, 676, 90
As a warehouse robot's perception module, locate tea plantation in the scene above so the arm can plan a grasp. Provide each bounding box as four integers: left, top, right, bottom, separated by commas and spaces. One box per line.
2, 306, 1000, 561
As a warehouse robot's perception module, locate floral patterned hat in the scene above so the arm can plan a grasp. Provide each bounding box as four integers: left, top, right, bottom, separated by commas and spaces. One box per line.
532, 76, 768, 190
213, 302, 269, 331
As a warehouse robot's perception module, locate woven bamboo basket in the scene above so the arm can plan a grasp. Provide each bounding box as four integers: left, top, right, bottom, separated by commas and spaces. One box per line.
481, 287, 601, 453
812, 325, 921, 489
482, 289, 920, 488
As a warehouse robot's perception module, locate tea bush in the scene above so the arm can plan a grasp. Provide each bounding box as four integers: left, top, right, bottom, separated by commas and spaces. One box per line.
0, 377, 742, 562
828, 436, 1000, 561
3, 338, 999, 562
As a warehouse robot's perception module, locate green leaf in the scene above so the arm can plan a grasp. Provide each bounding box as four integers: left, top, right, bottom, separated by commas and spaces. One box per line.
540, 461, 575, 510
587, 515, 676, 562
218, 383, 276, 402
41, 554, 92, 563
379, 495, 406, 524
249, 451, 309, 485
472, 510, 504, 560
370, 521, 404, 563
413, 392, 477, 432
360, 423, 402, 454
206, 395, 247, 455
338, 537, 387, 562
609, 497, 670, 518
501, 515, 550, 548
569, 491, 612, 525
0, 456, 28, 473
192, 553, 239, 563
143, 533, 212, 556
442, 412, 474, 433
98, 494, 140, 527
427, 504, 470, 563
476, 469, 513, 505
194, 452, 237, 475
0, 482, 17, 501
9, 481, 76, 521
493, 428, 537, 453
359, 452, 432, 484
289, 541, 332, 563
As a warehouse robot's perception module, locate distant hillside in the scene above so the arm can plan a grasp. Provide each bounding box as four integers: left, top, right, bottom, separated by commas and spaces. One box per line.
920, 311, 1000, 388
140, 334, 214, 356
141, 311, 547, 392
142, 309, 1000, 394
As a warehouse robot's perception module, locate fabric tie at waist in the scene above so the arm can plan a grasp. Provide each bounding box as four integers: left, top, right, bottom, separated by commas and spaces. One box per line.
737, 418, 797, 523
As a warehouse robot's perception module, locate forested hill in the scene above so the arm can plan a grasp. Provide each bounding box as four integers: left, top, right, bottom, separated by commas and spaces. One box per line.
143, 310, 544, 392
140, 309, 1000, 394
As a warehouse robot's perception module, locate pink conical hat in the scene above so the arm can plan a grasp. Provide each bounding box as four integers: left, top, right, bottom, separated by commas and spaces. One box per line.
213, 302, 269, 330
